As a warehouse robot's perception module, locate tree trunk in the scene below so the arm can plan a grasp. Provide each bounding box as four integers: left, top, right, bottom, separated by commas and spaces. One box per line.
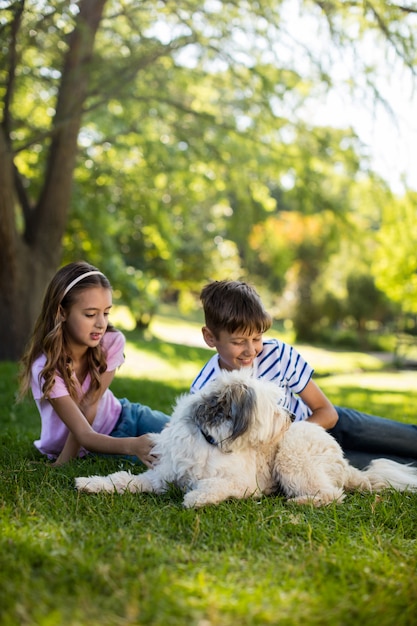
0, 0, 106, 361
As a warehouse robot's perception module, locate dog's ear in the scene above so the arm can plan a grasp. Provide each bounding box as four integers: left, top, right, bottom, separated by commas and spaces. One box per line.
225, 383, 255, 441
192, 395, 223, 429
190, 382, 256, 443
242, 376, 292, 444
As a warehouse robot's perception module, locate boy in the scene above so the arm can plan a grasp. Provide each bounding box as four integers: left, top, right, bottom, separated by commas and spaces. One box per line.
191, 280, 417, 469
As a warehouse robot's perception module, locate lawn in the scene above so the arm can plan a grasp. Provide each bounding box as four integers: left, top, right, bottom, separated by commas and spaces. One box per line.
1, 315, 416, 626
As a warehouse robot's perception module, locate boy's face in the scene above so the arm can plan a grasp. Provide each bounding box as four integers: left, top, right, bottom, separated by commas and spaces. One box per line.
202, 326, 264, 371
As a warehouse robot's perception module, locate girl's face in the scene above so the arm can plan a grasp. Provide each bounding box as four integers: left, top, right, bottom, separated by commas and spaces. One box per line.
62, 287, 112, 353
202, 326, 264, 371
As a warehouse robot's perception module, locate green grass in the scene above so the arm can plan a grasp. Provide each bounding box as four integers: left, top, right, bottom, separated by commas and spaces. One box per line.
1, 317, 417, 626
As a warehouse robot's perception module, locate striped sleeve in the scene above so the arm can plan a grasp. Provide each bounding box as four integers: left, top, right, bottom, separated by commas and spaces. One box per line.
190, 355, 219, 393
257, 340, 313, 393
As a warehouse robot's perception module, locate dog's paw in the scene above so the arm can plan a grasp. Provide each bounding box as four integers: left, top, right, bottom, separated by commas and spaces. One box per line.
183, 489, 226, 508
183, 490, 209, 509
75, 475, 116, 493
287, 489, 345, 507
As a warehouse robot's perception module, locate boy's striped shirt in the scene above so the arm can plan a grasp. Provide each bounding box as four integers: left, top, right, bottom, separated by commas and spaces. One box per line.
190, 338, 313, 422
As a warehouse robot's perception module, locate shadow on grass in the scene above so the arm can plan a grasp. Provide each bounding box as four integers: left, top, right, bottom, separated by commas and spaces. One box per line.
111, 375, 185, 413
123, 327, 212, 365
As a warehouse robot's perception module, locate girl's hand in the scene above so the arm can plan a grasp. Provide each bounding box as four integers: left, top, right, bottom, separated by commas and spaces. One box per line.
49, 395, 161, 467
134, 434, 159, 469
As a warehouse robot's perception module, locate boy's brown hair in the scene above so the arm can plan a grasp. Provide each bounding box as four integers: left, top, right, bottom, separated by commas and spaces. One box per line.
200, 280, 272, 337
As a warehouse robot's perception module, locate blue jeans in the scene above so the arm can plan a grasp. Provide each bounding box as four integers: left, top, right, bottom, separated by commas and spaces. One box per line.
109, 398, 170, 463
328, 406, 417, 469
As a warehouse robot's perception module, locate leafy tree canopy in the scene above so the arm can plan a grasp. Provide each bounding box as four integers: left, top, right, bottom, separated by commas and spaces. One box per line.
1, 0, 416, 358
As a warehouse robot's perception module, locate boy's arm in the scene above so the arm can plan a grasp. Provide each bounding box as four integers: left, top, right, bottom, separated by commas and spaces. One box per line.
298, 379, 338, 429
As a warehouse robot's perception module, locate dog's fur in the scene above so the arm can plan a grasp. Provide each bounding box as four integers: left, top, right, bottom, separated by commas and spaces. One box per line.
75, 369, 417, 507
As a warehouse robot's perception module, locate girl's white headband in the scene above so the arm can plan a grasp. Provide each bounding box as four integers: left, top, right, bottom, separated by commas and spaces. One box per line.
62, 271, 105, 298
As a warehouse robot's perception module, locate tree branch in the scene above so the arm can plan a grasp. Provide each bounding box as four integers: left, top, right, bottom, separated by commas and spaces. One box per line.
26, 0, 107, 252
1, 0, 24, 138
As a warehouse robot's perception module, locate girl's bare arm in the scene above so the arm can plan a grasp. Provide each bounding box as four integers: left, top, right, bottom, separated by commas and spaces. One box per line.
52, 370, 116, 465
50, 371, 158, 467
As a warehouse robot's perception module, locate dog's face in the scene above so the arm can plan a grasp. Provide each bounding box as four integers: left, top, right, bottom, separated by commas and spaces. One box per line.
185, 369, 291, 453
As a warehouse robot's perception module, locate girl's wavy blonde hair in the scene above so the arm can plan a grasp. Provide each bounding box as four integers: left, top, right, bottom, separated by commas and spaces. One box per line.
19, 261, 115, 404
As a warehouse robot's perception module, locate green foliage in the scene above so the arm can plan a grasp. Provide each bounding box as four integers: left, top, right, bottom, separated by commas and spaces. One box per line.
248, 209, 343, 339
57, 0, 416, 320
346, 273, 394, 328
2, 0, 417, 356
373, 191, 417, 315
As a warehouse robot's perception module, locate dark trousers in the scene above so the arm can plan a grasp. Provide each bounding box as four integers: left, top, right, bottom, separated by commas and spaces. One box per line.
328, 406, 417, 469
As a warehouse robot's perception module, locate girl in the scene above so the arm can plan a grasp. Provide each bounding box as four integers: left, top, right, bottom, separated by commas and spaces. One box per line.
19, 261, 169, 467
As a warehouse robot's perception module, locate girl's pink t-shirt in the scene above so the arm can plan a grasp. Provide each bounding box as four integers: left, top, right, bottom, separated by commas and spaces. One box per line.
31, 330, 125, 459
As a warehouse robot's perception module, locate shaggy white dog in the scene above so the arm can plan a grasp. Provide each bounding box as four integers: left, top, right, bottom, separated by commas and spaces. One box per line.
75, 370, 417, 507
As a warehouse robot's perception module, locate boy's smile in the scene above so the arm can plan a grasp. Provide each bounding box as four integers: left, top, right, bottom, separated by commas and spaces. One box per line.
202, 327, 264, 371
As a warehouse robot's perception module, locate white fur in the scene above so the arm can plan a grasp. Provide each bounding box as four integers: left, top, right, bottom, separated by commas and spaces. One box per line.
75, 370, 417, 507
